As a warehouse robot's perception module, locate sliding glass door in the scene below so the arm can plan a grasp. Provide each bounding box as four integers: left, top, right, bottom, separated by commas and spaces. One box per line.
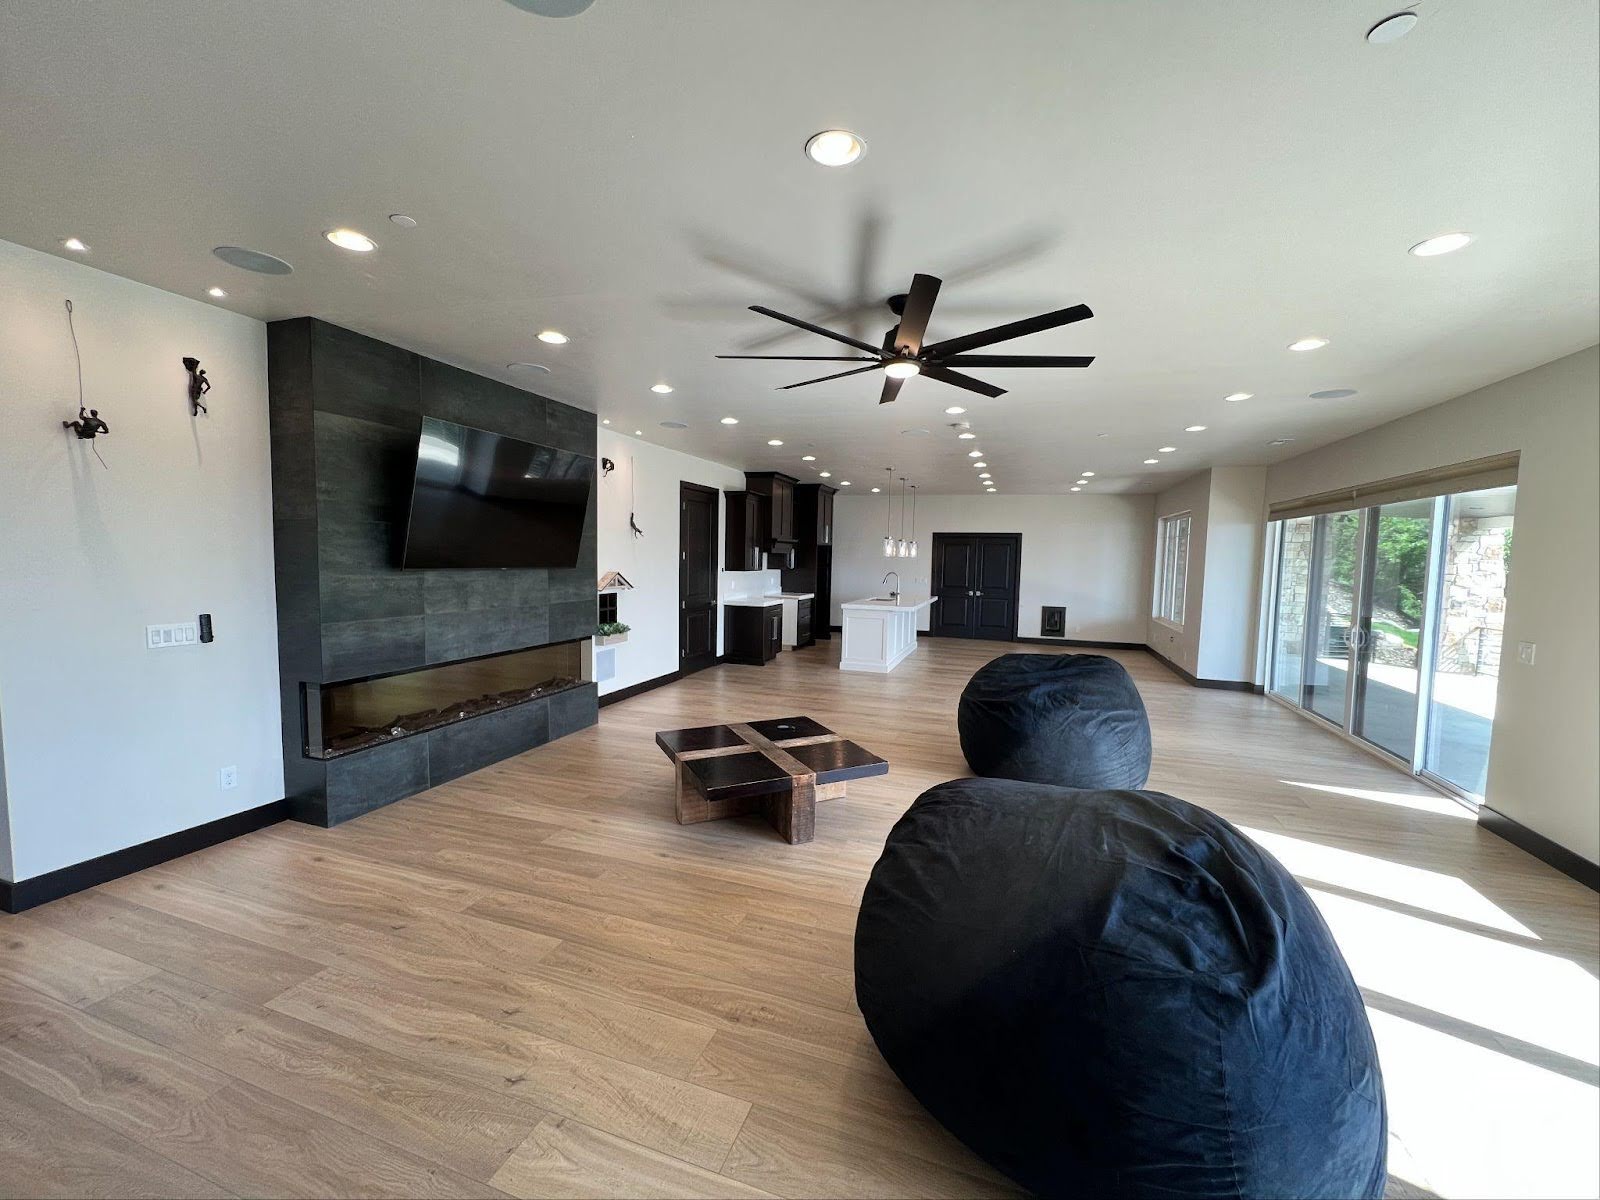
1265, 484, 1516, 803
1351, 499, 1435, 760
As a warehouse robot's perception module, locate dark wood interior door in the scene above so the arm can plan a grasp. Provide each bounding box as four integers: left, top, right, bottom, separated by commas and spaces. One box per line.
680, 483, 718, 674
930, 533, 1021, 640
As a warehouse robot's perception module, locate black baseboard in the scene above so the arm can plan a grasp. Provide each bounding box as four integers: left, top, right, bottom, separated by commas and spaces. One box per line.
599, 657, 727, 708
1014, 636, 1148, 650
1144, 645, 1259, 692
1, 800, 291, 915
1478, 807, 1600, 893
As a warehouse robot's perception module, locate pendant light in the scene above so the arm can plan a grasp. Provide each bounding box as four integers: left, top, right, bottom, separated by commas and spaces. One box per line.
882, 467, 896, 557
896, 476, 910, 557
907, 484, 919, 558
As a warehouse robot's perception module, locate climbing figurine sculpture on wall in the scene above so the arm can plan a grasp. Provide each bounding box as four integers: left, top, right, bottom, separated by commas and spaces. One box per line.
629, 454, 643, 538
183, 356, 211, 414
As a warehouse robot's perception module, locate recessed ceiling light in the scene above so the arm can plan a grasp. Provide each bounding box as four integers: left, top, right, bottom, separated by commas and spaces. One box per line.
651, 383, 673, 394
1144, 458, 1160, 465
957, 432, 976, 440
767, 439, 783, 446
1081, 471, 1095, 477
61, 237, 89, 253
660, 420, 687, 429
1070, 487, 1082, 493
819, 471, 832, 478
1224, 392, 1253, 403
634, 429, 643, 436
972, 461, 987, 469
1288, 336, 1329, 352
602, 418, 611, 425
804, 129, 866, 167
801, 454, 816, 461
1409, 232, 1473, 257
1185, 425, 1207, 432
720, 416, 738, 425
884, 359, 921, 380
1310, 388, 1359, 400
944, 406, 966, 415
978, 472, 992, 479
967, 450, 983, 458
507, 362, 550, 373
206, 287, 228, 298
1158, 446, 1177, 453
1268, 438, 1296, 446
537, 330, 569, 345
986, 487, 997, 493
870, 487, 881, 493
1367, 11, 1419, 44
388, 213, 419, 228
840, 480, 851, 486
213, 245, 293, 274
324, 228, 376, 252
1075, 480, 1087, 486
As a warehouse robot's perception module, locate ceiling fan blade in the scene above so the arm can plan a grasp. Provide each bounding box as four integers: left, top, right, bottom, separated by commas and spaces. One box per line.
878, 375, 905, 405
717, 355, 879, 361
939, 354, 1095, 368
920, 365, 1006, 398
749, 306, 888, 357
922, 303, 1094, 358
778, 364, 884, 390
892, 273, 942, 354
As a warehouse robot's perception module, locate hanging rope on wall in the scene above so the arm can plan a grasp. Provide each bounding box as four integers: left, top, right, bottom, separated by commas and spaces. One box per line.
628, 454, 643, 538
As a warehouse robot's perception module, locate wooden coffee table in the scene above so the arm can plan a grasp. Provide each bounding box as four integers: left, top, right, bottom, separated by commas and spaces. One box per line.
655, 716, 888, 844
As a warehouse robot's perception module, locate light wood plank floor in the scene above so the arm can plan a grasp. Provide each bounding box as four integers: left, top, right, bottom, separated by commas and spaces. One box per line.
2, 639, 1596, 1199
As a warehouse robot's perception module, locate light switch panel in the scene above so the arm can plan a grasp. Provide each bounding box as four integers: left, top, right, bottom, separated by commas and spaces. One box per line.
1517, 641, 1536, 665
146, 621, 201, 649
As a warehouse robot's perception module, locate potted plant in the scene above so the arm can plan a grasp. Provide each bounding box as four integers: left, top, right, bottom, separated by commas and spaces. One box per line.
595, 621, 631, 646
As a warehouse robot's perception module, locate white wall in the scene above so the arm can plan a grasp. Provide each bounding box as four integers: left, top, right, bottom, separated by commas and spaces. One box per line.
832, 492, 1155, 642
0, 239, 283, 882
1146, 471, 1212, 674
1148, 467, 1268, 682
1197, 467, 1268, 682
1267, 346, 1600, 865
594, 429, 744, 696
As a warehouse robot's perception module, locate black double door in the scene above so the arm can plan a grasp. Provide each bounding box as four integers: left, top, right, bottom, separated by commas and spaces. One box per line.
679, 483, 719, 674
931, 533, 1021, 640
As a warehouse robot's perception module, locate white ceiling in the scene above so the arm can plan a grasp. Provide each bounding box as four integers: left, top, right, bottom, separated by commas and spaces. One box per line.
2, 0, 1596, 495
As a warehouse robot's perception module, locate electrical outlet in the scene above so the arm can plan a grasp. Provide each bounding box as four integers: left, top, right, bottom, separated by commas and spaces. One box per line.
219, 765, 238, 790
1517, 641, 1536, 666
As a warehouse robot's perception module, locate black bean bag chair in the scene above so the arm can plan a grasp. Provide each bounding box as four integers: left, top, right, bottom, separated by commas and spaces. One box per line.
958, 653, 1151, 789
855, 778, 1387, 1200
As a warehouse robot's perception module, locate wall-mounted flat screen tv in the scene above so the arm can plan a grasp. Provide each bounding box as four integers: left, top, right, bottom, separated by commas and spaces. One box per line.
401, 416, 593, 569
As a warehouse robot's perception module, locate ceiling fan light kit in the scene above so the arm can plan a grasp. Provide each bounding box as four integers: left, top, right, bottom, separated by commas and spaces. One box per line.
719, 272, 1095, 404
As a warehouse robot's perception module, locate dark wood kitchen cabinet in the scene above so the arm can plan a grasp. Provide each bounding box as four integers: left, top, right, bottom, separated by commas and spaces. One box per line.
795, 483, 836, 546
723, 490, 765, 571
745, 472, 798, 546
795, 596, 814, 648
725, 603, 782, 665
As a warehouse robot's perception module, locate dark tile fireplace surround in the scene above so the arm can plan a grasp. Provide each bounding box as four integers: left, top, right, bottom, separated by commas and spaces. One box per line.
268, 318, 599, 825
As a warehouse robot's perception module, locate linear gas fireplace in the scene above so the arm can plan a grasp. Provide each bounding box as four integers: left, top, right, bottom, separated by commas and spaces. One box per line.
305, 640, 586, 760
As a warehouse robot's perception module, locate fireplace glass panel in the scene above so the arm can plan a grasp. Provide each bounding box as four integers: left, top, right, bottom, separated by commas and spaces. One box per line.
312, 640, 584, 758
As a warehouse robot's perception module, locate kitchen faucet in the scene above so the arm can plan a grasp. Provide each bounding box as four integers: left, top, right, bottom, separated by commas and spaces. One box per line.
882, 570, 900, 600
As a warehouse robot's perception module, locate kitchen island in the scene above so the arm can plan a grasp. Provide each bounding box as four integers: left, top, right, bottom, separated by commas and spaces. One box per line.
838, 596, 937, 673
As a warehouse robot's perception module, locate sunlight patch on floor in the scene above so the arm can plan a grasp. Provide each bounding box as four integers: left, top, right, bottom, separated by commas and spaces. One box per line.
1241, 825, 1536, 937
1282, 778, 1474, 819
1307, 887, 1598, 1067
1370, 1007, 1599, 1200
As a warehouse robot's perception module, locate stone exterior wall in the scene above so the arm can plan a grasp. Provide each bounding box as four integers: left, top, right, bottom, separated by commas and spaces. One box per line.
1438, 515, 1511, 677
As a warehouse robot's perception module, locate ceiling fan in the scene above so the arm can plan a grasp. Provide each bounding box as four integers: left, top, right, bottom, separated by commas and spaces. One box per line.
718, 273, 1095, 404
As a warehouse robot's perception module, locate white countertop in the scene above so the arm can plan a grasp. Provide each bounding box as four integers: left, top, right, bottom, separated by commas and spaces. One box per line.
839, 595, 936, 612
723, 596, 783, 608
767, 592, 813, 600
